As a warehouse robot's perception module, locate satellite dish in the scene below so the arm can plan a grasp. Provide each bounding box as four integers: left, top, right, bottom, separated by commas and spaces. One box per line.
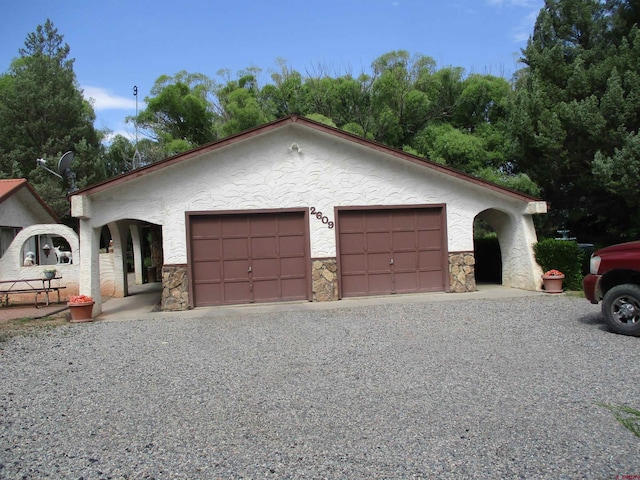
57, 151, 74, 176
57, 151, 78, 193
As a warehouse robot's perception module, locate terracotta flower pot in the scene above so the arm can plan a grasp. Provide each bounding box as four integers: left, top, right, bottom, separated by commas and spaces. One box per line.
541, 274, 565, 293
68, 301, 95, 322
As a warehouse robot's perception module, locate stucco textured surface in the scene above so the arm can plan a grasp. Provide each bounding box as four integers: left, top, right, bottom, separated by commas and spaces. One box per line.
73, 122, 545, 294
84, 127, 537, 260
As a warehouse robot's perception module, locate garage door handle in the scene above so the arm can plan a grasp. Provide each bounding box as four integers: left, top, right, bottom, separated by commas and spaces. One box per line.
247, 266, 252, 272
390, 258, 394, 265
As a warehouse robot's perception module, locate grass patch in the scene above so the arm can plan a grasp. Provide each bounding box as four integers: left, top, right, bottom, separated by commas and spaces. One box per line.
564, 289, 585, 298
0, 313, 70, 342
599, 403, 640, 438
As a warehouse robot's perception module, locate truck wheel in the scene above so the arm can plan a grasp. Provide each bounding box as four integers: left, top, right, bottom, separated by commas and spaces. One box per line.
602, 284, 640, 336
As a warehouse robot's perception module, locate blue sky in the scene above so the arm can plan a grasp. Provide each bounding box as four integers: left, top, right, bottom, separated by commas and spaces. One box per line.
1, 0, 543, 142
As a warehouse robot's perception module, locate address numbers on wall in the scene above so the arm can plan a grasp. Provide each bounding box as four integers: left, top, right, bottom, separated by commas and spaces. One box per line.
309, 207, 334, 229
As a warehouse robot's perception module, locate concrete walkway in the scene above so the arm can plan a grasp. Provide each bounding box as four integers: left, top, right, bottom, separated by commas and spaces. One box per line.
97, 282, 546, 322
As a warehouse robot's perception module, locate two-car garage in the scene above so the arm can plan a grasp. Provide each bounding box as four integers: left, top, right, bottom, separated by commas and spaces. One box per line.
72, 116, 546, 314
188, 206, 447, 307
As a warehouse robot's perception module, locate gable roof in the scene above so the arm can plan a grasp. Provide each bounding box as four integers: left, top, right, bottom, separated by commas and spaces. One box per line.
74, 115, 542, 203
0, 178, 59, 222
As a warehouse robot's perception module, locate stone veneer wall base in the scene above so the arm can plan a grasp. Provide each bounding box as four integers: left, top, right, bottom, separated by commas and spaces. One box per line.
312, 258, 339, 301
449, 251, 476, 293
162, 264, 189, 311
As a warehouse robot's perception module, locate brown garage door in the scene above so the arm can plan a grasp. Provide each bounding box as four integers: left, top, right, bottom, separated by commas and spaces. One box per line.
189, 211, 309, 306
337, 207, 446, 297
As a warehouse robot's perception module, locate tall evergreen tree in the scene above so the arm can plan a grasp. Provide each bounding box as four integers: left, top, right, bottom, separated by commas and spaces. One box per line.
511, 0, 640, 243
0, 19, 102, 218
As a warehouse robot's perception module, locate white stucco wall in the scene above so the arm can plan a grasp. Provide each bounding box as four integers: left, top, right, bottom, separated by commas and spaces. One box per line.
76, 126, 541, 268
1, 188, 56, 227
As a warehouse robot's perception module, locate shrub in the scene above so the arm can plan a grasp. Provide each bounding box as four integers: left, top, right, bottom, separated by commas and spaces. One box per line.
534, 238, 584, 290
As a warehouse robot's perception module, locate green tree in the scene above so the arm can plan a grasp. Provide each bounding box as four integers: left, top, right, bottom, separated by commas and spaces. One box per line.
132, 71, 217, 154
0, 19, 101, 218
511, 0, 640, 243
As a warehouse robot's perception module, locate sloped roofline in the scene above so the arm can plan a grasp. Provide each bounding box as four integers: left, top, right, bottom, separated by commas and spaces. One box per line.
73, 115, 542, 203
0, 178, 59, 222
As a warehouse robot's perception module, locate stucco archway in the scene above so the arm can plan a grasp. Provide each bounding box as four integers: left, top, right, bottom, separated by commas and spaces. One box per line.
474, 208, 542, 290
103, 220, 164, 299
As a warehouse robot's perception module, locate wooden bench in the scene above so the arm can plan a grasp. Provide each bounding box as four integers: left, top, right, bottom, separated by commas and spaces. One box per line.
0, 277, 67, 308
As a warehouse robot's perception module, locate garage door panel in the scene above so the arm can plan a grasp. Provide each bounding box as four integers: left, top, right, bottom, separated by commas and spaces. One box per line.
250, 216, 277, 235
339, 207, 445, 297
224, 282, 251, 303
222, 238, 248, 258
368, 253, 392, 272
281, 278, 308, 298
394, 251, 417, 270
341, 254, 365, 274
190, 211, 309, 306
280, 235, 305, 255
341, 275, 366, 296
420, 270, 444, 290
280, 256, 307, 276
417, 210, 441, 228
419, 250, 443, 269
223, 259, 249, 280
194, 283, 222, 306
368, 273, 393, 293
395, 272, 419, 292
191, 217, 221, 237
191, 238, 220, 261
221, 217, 249, 235
365, 212, 390, 230
367, 232, 391, 250
252, 258, 278, 278
340, 233, 365, 253
193, 261, 221, 281
252, 280, 279, 301
418, 230, 442, 248
392, 231, 415, 249
278, 215, 305, 234
251, 236, 277, 257
391, 211, 416, 228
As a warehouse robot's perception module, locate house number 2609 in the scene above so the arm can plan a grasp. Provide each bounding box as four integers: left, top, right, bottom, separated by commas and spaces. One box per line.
310, 207, 334, 229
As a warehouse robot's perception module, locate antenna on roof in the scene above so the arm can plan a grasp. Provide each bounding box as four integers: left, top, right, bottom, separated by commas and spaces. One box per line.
132, 85, 141, 170
36, 151, 78, 194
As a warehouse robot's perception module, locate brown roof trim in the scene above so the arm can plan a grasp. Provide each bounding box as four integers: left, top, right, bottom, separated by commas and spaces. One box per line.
0, 178, 60, 222
73, 115, 541, 203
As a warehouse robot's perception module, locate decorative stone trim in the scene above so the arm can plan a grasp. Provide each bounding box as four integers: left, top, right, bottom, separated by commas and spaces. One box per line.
449, 252, 476, 293
162, 264, 189, 311
312, 257, 339, 301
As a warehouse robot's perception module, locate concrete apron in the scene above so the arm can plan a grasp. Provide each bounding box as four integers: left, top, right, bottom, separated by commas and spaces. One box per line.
97, 283, 545, 323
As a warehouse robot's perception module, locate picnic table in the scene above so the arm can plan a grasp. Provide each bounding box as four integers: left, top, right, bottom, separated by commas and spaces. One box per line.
0, 277, 66, 308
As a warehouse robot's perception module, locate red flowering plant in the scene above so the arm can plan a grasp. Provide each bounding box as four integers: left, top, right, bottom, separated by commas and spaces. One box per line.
544, 269, 564, 276
68, 294, 94, 304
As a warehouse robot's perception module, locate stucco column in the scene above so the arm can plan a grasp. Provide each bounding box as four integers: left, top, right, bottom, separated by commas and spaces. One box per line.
78, 218, 102, 317
129, 224, 143, 285
108, 221, 129, 297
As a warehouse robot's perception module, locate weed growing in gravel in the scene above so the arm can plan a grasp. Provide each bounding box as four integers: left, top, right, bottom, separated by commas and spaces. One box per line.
600, 403, 640, 438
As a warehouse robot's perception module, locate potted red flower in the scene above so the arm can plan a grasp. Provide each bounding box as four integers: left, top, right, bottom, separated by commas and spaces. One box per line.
541, 269, 565, 293
68, 294, 95, 322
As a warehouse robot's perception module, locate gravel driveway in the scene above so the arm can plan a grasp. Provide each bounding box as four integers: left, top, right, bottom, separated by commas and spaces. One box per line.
1, 295, 639, 479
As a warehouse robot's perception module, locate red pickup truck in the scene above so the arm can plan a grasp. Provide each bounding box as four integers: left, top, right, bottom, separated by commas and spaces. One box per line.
583, 241, 640, 336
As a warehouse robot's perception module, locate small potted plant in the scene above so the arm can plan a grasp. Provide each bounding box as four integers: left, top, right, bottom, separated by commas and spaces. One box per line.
541, 269, 565, 293
68, 294, 95, 322
43, 268, 57, 280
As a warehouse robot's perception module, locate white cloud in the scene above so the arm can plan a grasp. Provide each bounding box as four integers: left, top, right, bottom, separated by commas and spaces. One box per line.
82, 86, 137, 110
513, 9, 539, 42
